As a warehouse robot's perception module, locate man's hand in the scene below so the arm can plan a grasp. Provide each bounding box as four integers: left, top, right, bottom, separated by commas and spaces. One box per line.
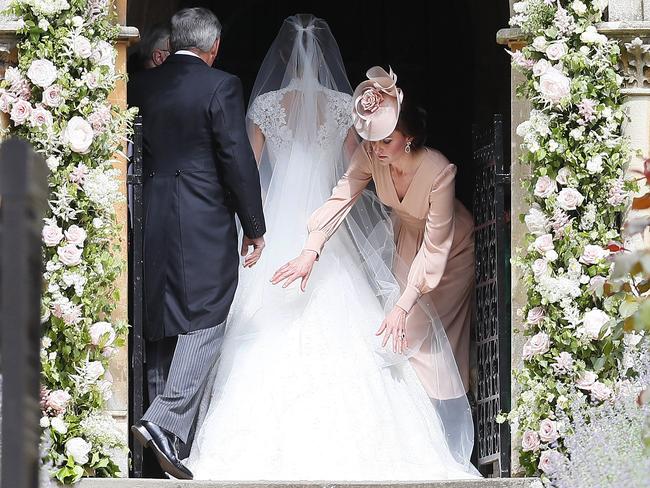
241, 236, 265, 268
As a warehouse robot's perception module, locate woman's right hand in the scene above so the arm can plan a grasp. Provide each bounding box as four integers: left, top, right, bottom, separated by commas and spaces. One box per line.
270, 250, 318, 291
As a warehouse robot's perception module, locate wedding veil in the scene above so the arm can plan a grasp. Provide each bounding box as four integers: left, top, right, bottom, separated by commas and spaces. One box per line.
238, 14, 476, 470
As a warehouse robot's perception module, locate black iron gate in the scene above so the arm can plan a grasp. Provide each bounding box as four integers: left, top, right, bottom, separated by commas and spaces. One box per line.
472, 114, 511, 477
128, 116, 145, 477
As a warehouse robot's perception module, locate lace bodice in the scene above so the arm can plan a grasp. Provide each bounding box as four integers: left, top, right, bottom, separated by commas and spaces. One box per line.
248, 80, 353, 155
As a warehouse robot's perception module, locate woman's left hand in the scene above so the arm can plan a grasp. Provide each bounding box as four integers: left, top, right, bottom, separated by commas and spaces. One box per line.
376, 306, 408, 354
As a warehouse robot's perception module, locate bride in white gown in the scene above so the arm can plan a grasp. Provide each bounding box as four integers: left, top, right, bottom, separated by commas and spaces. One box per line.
186, 14, 479, 481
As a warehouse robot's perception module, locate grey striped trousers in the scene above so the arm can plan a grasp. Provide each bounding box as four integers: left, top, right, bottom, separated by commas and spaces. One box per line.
141, 322, 225, 444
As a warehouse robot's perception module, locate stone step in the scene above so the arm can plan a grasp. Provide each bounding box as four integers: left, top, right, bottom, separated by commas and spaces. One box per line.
78, 479, 539, 488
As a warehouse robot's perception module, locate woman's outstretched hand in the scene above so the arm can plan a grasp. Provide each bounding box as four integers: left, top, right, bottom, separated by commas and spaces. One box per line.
376, 306, 408, 354
270, 250, 318, 291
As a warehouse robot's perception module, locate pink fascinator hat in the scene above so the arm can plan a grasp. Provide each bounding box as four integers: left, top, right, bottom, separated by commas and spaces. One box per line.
352, 66, 404, 141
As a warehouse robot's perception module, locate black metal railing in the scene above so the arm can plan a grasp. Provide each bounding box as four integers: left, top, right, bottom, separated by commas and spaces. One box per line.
127, 116, 145, 477
472, 114, 511, 477
0, 139, 48, 488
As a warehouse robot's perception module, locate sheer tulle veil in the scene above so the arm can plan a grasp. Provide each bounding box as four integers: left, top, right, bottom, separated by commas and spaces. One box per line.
225, 13, 475, 470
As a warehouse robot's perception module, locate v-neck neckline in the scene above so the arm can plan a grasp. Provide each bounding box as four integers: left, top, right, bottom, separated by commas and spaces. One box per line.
388, 150, 426, 205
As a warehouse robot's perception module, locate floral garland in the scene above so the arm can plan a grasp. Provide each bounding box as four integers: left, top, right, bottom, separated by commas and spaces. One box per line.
504, 0, 642, 482
0, 0, 136, 483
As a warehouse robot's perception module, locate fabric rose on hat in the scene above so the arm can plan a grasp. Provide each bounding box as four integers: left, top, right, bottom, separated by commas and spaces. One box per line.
359, 88, 384, 114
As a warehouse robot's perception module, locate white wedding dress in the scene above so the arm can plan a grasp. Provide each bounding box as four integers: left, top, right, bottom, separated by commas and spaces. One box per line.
185, 14, 478, 481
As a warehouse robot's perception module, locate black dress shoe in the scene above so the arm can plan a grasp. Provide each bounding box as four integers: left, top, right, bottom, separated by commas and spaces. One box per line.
131, 421, 194, 480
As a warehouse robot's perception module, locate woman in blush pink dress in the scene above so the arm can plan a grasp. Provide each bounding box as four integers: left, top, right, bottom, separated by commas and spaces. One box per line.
272, 67, 475, 452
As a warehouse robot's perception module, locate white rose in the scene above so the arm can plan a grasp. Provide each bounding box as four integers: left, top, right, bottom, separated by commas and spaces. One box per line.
538, 418, 559, 443
538, 449, 563, 475
522, 332, 550, 360
533, 234, 554, 254
10, 99, 32, 125
64, 225, 87, 247
42, 84, 63, 108
532, 36, 547, 52
65, 437, 92, 465
89, 321, 116, 347
51, 416, 68, 434
38, 19, 50, 30
586, 154, 604, 173
576, 370, 598, 390
580, 309, 610, 340
43, 223, 64, 247
571, 0, 587, 14
525, 206, 548, 236
533, 58, 550, 77
624, 332, 643, 347
92, 218, 104, 229
557, 188, 584, 210
40, 416, 51, 428
73, 36, 93, 59
546, 42, 568, 61
594, 0, 608, 11
539, 67, 571, 104
57, 244, 83, 266
92, 41, 114, 67
534, 176, 557, 198
27, 59, 57, 88
46, 155, 60, 171
548, 140, 559, 152
63, 116, 94, 153
579, 244, 609, 265
521, 430, 541, 451
589, 275, 606, 295
556, 167, 571, 186
591, 381, 612, 401
532, 258, 549, 277
580, 25, 607, 44
85, 361, 105, 382
527, 307, 545, 325
47, 389, 71, 411
71, 16, 84, 28
29, 105, 53, 128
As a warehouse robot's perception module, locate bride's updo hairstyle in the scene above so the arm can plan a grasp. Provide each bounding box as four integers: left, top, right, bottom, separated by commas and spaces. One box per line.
396, 98, 428, 150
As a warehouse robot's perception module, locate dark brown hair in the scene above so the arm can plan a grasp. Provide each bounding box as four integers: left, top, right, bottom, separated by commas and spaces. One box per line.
395, 98, 428, 149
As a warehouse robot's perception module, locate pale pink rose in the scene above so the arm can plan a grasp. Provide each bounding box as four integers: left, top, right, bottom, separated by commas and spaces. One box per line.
27, 59, 57, 88
552, 351, 574, 373
578, 98, 597, 123
588, 275, 606, 295
85, 360, 105, 382
534, 176, 557, 198
525, 206, 548, 235
359, 88, 384, 114
527, 306, 545, 325
591, 381, 612, 401
532, 58, 550, 77
557, 188, 584, 210
102, 346, 117, 358
580, 309, 610, 340
532, 258, 549, 277
87, 105, 111, 134
607, 178, 628, 206
533, 234, 554, 254
0, 92, 14, 113
522, 332, 550, 360
42, 84, 63, 108
57, 244, 83, 266
46, 389, 71, 415
10, 99, 32, 125
521, 430, 541, 451
89, 321, 115, 347
82, 71, 100, 90
92, 41, 114, 67
69, 163, 89, 185
579, 244, 609, 265
538, 418, 559, 443
538, 449, 563, 475
576, 371, 598, 390
29, 105, 53, 128
64, 225, 87, 247
73, 36, 93, 59
43, 223, 64, 247
539, 67, 571, 104
546, 42, 568, 61
556, 167, 571, 186
63, 116, 94, 153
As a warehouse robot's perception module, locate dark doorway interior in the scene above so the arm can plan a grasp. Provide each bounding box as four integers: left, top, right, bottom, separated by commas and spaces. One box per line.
127, 0, 510, 208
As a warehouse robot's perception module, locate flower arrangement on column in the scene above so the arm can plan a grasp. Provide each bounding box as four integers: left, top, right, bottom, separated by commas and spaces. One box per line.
505, 0, 647, 483
0, 0, 136, 483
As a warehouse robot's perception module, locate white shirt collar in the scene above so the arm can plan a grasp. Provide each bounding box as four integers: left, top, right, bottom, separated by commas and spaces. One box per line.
175, 50, 201, 59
